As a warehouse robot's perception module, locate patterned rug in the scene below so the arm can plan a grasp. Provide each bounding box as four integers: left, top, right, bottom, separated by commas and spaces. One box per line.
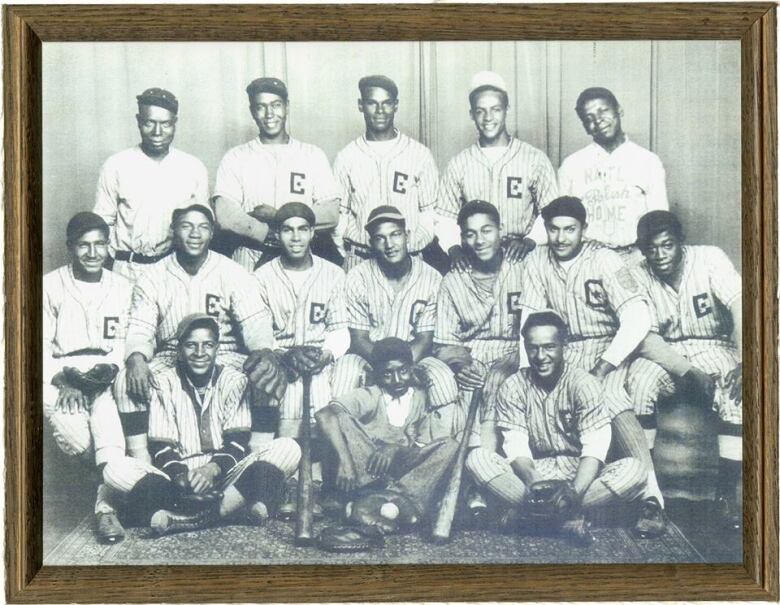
45, 515, 704, 565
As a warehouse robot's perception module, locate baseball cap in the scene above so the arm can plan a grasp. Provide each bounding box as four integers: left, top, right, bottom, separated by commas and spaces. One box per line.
370, 337, 413, 367
541, 196, 587, 225
171, 203, 214, 226
246, 77, 288, 100
469, 71, 508, 96
365, 205, 406, 234
175, 313, 219, 342
273, 202, 316, 229
359, 75, 398, 99
136, 87, 179, 115
66, 211, 109, 245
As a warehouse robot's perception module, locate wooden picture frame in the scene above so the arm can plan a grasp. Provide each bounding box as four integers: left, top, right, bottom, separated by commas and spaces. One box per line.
5, 3, 777, 602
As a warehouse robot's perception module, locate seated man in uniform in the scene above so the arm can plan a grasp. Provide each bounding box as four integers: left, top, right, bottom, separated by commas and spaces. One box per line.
114, 203, 279, 462
331, 205, 459, 414
316, 338, 462, 520
629, 210, 743, 530
466, 311, 647, 544
44, 212, 133, 543
101, 314, 301, 536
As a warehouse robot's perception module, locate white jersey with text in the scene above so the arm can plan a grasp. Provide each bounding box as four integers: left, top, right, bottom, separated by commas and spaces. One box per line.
437, 137, 559, 238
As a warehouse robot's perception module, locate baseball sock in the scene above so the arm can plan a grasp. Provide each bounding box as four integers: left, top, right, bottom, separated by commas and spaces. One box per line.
219, 485, 247, 518
94, 482, 117, 515
123, 473, 178, 527
233, 461, 286, 516
716, 421, 743, 500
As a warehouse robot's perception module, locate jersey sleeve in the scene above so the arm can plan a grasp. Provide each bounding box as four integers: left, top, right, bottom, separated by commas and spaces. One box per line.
435, 157, 464, 221
344, 270, 372, 331
310, 147, 341, 204
495, 374, 527, 432
417, 147, 440, 211
193, 158, 210, 206
434, 279, 463, 346
646, 154, 669, 212
93, 159, 119, 235
325, 270, 349, 332
219, 373, 252, 434
556, 157, 575, 197
706, 247, 742, 307
530, 151, 560, 212
147, 382, 180, 447
213, 150, 246, 207
600, 249, 645, 313
416, 271, 441, 334
332, 149, 354, 215
125, 274, 160, 361
332, 387, 377, 422
572, 372, 610, 436
519, 253, 548, 313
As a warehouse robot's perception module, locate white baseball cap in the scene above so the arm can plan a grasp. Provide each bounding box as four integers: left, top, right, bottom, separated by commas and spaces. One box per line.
469, 71, 508, 95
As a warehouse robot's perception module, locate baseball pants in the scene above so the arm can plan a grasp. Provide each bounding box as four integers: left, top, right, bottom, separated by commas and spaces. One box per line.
277, 363, 335, 439
330, 353, 460, 409
465, 448, 646, 509
324, 411, 459, 516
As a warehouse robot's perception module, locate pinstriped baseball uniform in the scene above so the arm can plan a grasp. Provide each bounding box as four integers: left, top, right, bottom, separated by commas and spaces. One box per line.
214, 136, 341, 271
628, 246, 742, 423
93, 145, 209, 280
254, 256, 348, 436
43, 265, 131, 460
334, 132, 438, 253
331, 256, 458, 408
114, 251, 271, 413
434, 259, 525, 367
521, 241, 648, 416
104, 364, 299, 493
466, 364, 645, 508
437, 137, 559, 238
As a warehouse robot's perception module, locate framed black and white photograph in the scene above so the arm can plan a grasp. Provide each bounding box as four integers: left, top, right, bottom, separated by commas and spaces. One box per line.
5, 3, 777, 603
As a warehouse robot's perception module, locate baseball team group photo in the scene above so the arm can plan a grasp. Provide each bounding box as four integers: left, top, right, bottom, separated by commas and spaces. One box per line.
41, 40, 742, 565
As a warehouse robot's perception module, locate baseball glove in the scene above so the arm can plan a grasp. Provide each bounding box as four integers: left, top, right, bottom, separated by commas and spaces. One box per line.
345, 489, 421, 535
281, 346, 323, 381
317, 525, 385, 552
170, 472, 223, 511
244, 349, 287, 402
523, 480, 581, 525
61, 363, 119, 399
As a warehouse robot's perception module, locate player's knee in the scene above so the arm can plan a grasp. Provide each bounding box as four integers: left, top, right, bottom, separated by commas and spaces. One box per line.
270, 437, 302, 475
618, 457, 648, 501
465, 447, 493, 484
50, 414, 93, 457
102, 457, 146, 493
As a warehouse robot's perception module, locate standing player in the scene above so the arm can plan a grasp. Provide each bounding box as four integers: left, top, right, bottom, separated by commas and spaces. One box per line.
519, 196, 667, 538
466, 311, 647, 544
213, 77, 342, 270
331, 205, 458, 411
43, 212, 133, 543
253, 202, 350, 439
101, 314, 301, 536
628, 210, 743, 530
558, 87, 668, 255
435, 72, 559, 271
114, 204, 277, 463
94, 88, 209, 281
333, 75, 447, 273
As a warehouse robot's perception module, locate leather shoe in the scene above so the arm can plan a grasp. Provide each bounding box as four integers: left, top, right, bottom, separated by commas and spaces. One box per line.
633, 497, 668, 539
560, 514, 594, 547
96, 511, 125, 544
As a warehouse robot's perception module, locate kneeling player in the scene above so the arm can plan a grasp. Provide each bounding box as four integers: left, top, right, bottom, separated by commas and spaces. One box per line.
466, 312, 646, 545
629, 210, 743, 530
44, 212, 133, 543
102, 314, 300, 535
316, 338, 463, 520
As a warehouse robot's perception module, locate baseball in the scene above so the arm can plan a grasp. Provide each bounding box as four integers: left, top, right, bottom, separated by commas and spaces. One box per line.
380, 502, 400, 520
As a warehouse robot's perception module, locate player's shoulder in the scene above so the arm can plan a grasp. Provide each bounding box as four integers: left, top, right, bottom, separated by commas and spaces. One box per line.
220, 137, 262, 163
564, 364, 601, 394
43, 265, 69, 288
623, 139, 663, 162
415, 257, 442, 283
687, 244, 736, 271
154, 365, 181, 390
209, 250, 252, 275
168, 147, 208, 170
290, 137, 329, 160
439, 267, 467, 291
587, 241, 622, 265
214, 364, 248, 390
335, 136, 363, 160
315, 256, 347, 280
102, 267, 134, 295
346, 258, 374, 282
252, 257, 279, 281
559, 142, 598, 168
446, 144, 479, 169
100, 145, 143, 171
512, 137, 553, 162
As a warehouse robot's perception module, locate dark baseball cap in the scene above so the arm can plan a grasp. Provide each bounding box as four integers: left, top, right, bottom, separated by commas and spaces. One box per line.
273, 202, 316, 229
246, 77, 288, 100
175, 313, 219, 342
359, 75, 398, 99
66, 211, 109, 245
136, 87, 179, 115
541, 196, 587, 225
171, 203, 214, 226
365, 205, 406, 234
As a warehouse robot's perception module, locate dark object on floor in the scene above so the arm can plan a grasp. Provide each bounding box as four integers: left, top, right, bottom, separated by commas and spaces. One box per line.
317, 525, 385, 552
150, 501, 220, 537
346, 489, 420, 535
95, 511, 125, 544
524, 480, 580, 525
633, 496, 668, 539
560, 514, 595, 547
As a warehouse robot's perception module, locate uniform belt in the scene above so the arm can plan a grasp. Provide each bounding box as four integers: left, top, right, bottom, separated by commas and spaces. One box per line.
63, 348, 108, 357
114, 249, 171, 264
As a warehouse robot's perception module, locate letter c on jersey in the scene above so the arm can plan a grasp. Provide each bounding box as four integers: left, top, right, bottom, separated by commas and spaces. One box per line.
103, 317, 120, 339
506, 176, 523, 199
310, 302, 326, 324
290, 172, 306, 195
393, 171, 409, 194
692, 293, 713, 318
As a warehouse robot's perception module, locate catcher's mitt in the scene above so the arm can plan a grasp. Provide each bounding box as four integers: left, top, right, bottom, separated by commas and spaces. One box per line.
345, 489, 421, 535
244, 349, 287, 402
281, 346, 322, 381
523, 480, 580, 526
170, 472, 223, 512
317, 525, 385, 552
61, 363, 119, 399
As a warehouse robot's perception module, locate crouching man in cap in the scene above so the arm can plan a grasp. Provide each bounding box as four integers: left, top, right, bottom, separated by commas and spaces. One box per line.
315, 338, 463, 521
466, 312, 647, 545
213, 77, 342, 270
94, 87, 209, 281
101, 314, 301, 536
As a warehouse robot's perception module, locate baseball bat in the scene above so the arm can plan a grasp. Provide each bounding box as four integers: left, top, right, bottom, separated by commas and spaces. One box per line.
430, 387, 483, 544
295, 371, 315, 546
